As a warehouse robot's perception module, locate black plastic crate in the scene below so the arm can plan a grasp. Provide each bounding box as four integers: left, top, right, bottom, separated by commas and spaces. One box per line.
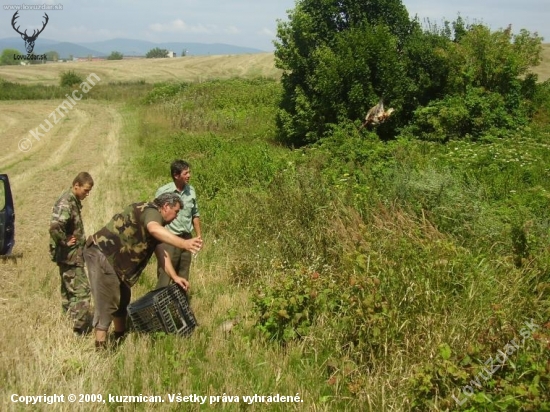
127, 289, 164, 333
128, 284, 197, 336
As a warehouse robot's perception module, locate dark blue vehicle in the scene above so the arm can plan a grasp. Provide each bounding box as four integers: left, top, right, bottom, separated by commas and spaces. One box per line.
0, 174, 15, 255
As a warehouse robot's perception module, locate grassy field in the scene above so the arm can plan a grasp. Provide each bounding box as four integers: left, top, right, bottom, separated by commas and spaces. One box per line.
1, 44, 549, 86
1, 44, 550, 411
0, 53, 280, 85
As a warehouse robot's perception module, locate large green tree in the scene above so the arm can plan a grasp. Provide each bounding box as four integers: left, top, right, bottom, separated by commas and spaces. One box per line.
274, 0, 415, 144
274, 0, 544, 145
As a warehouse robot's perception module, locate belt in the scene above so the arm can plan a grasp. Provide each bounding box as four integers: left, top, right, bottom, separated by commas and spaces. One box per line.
177, 232, 192, 240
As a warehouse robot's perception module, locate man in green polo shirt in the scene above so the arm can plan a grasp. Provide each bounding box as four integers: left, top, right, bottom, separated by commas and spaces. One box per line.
155, 160, 202, 288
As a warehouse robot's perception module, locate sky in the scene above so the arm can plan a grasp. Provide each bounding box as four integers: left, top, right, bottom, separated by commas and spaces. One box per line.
0, 0, 548, 52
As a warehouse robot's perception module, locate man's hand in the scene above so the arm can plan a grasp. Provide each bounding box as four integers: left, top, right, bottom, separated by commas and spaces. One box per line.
183, 237, 202, 253
66, 235, 77, 246
173, 276, 190, 291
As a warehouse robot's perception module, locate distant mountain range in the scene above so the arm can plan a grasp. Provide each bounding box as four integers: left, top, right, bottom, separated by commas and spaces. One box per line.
0, 37, 265, 58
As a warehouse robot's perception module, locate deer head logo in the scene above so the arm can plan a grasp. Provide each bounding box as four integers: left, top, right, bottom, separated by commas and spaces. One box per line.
11, 11, 49, 54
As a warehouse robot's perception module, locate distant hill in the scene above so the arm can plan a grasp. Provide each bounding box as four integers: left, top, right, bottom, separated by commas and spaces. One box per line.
0, 37, 265, 59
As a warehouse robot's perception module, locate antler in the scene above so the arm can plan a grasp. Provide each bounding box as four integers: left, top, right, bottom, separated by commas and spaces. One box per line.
11, 12, 49, 40
11, 11, 25, 37
28, 13, 49, 40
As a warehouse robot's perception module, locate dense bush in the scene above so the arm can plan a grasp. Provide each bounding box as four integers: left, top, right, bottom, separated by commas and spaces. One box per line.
404, 86, 527, 141
145, 47, 169, 58
274, 0, 544, 145
107, 51, 124, 60
59, 70, 84, 87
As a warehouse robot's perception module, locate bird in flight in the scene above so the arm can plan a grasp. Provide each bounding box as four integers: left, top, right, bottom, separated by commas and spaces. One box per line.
359, 98, 394, 130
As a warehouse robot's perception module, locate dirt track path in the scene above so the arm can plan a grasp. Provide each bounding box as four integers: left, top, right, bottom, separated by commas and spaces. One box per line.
0, 100, 130, 402
0, 100, 125, 238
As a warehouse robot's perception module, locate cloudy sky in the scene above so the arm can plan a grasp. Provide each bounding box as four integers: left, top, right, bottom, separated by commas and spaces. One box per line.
0, 0, 548, 51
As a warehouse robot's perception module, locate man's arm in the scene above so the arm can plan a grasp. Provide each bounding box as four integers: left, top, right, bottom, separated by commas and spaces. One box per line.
192, 216, 201, 238
155, 245, 190, 290
49, 199, 76, 246
191, 189, 201, 238
146, 221, 202, 252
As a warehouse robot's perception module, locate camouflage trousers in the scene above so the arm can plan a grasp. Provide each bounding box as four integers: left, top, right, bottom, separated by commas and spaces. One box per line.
58, 263, 91, 331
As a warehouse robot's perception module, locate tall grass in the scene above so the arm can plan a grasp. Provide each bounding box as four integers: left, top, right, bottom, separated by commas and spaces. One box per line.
4, 75, 547, 411
125, 78, 549, 410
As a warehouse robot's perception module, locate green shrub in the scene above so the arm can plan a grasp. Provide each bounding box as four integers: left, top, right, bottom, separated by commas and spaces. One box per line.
0, 48, 20, 65
406, 86, 530, 141
107, 51, 123, 60
143, 82, 188, 104
145, 47, 169, 58
409, 325, 550, 411
59, 70, 84, 87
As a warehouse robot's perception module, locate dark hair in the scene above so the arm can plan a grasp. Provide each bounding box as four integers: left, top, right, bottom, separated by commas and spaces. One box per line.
170, 160, 190, 179
72, 172, 94, 187
153, 193, 183, 209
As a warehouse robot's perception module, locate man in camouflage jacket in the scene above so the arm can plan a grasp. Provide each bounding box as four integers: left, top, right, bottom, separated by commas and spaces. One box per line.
83, 192, 202, 348
49, 172, 94, 334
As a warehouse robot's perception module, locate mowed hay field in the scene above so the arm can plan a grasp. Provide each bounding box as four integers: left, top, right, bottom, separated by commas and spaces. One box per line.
0, 100, 140, 411
0, 101, 255, 411
1, 45, 550, 86
0, 53, 281, 85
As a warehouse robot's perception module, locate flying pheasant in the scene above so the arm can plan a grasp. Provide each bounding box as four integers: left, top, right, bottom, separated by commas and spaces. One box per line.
359, 98, 394, 130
